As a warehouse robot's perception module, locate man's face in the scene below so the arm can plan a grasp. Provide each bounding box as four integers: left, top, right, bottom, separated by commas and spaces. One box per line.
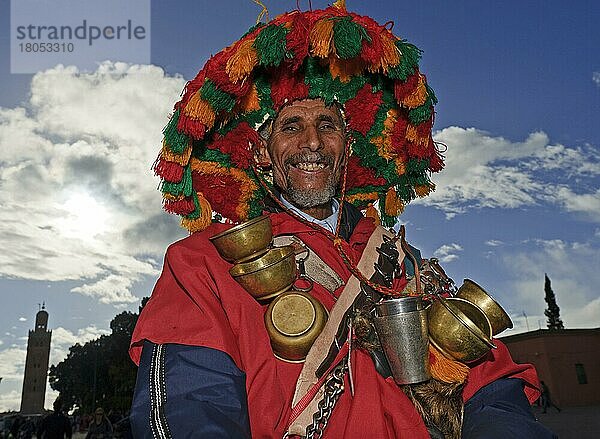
263, 99, 346, 216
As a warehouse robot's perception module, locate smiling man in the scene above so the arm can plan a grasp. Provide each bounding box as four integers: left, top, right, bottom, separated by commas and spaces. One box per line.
129, 4, 555, 439
259, 99, 347, 220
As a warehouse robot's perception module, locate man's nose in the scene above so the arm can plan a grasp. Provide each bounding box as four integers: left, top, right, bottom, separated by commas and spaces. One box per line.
301, 124, 322, 151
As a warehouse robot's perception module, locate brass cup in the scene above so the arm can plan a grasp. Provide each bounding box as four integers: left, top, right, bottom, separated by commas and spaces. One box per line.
229, 246, 297, 301
428, 297, 496, 363
456, 279, 513, 336
264, 290, 328, 362
209, 215, 273, 263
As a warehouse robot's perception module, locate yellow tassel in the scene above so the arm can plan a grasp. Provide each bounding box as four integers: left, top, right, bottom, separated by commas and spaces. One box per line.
310, 18, 335, 58
394, 159, 406, 176
161, 140, 192, 166
415, 184, 434, 198
371, 33, 400, 73
346, 191, 379, 204
365, 203, 381, 225
181, 192, 213, 232
332, 0, 346, 11
226, 39, 258, 83
184, 92, 216, 129
429, 343, 469, 384
253, 0, 269, 24
384, 187, 404, 216
373, 109, 399, 160
329, 56, 365, 83
237, 83, 261, 113
402, 74, 428, 108
163, 193, 184, 202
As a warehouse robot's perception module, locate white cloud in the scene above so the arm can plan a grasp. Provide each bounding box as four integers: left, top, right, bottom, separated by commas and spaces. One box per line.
500, 238, 600, 331
422, 127, 600, 220
0, 62, 187, 305
593, 71, 600, 87
0, 325, 109, 412
433, 243, 463, 263
485, 240, 504, 247
18, 317, 27, 321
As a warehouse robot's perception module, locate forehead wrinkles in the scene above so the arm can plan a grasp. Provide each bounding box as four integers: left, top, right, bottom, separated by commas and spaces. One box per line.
272, 100, 345, 129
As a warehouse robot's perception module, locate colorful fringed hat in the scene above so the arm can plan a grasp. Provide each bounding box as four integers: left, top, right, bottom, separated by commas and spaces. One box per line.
155, 2, 443, 231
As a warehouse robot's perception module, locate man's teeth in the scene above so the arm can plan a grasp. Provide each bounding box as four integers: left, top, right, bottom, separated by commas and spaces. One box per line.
295, 162, 327, 171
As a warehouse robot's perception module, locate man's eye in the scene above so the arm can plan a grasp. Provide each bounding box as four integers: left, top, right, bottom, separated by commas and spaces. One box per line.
281, 125, 298, 132
319, 123, 336, 131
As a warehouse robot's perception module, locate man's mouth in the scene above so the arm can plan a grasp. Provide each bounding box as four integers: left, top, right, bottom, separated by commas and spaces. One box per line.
294, 162, 328, 172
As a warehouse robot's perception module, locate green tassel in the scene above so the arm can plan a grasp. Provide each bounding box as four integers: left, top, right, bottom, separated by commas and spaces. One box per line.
200, 79, 236, 112
388, 40, 422, 81
161, 165, 193, 197
304, 58, 367, 105
408, 104, 433, 125
185, 192, 201, 220
333, 17, 370, 59
196, 147, 233, 168
163, 110, 189, 155
242, 22, 265, 39
253, 24, 289, 67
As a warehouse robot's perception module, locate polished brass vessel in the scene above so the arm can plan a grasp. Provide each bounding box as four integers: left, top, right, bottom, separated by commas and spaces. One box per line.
428, 297, 496, 363
264, 290, 328, 362
209, 215, 273, 263
229, 245, 297, 301
456, 279, 513, 336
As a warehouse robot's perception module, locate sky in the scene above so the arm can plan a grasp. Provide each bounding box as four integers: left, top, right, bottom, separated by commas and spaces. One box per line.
0, 0, 598, 412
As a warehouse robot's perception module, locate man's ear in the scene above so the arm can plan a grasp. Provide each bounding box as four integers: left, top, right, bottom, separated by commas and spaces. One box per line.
255, 137, 272, 167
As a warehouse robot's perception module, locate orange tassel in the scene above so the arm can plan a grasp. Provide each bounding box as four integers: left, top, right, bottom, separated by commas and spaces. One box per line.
384, 187, 404, 216
236, 83, 261, 112
346, 191, 379, 204
371, 33, 400, 73
429, 343, 469, 384
226, 39, 258, 83
181, 192, 213, 232
184, 92, 216, 129
161, 141, 192, 166
405, 123, 430, 147
372, 109, 399, 160
394, 159, 406, 175
401, 74, 427, 108
309, 18, 335, 58
365, 203, 381, 225
163, 193, 184, 202
328, 56, 365, 83
415, 184, 434, 198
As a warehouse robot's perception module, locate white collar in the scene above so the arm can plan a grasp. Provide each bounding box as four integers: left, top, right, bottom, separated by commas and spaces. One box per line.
279, 196, 340, 233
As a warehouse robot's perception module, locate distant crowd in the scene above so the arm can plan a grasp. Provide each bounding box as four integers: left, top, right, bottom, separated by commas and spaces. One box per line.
0, 399, 131, 439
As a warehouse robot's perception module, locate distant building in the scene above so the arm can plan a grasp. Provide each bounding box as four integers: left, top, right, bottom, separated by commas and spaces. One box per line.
20, 306, 52, 414
501, 328, 600, 407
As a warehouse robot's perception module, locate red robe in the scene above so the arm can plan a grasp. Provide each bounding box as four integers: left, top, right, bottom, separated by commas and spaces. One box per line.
130, 211, 540, 438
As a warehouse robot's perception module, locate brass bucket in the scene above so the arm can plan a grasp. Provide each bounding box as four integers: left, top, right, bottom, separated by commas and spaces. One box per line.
456, 279, 513, 336
209, 215, 273, 263
428, 297, 496, 363
264, 290, 328, 362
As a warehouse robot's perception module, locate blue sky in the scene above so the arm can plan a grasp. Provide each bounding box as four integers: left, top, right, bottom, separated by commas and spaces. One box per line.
0, 0, 598, 411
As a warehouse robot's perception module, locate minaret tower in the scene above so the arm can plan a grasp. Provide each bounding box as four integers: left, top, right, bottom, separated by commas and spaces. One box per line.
20, 304, 52, 414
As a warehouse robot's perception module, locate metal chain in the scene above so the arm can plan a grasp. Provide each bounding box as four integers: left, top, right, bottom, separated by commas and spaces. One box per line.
304, 360, 348, 439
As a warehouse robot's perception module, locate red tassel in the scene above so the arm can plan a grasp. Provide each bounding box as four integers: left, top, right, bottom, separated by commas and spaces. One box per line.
270, 70, 310, 111
206, 122, 259, 169
164, 197, 196, 215
204, 49, 251, 97
345, 83, 383, 136
394, 72, 420, 104
177, 115, 206, 140
285, 12, 311, 71
154, 157, 184, 182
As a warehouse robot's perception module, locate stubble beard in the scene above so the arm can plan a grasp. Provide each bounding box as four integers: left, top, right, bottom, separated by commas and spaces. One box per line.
282, 170, 340, 209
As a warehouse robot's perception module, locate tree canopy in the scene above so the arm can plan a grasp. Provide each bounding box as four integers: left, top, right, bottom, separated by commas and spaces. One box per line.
544, 274, 564, 330
49, 298, 148, 414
